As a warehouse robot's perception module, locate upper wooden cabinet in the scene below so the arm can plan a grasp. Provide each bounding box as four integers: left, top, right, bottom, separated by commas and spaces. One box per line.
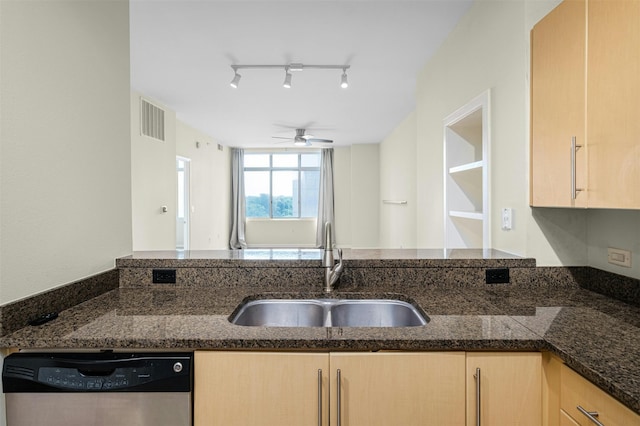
586, 0, 640, 208
530, 0, 640, 209
531, 0, 586, 208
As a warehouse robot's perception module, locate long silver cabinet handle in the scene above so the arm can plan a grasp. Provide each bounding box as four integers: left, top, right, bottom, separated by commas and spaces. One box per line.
317, 369, 322, 426
571, 136, 583, 200
336, 369, 342, 426
474, 367, 481, 426
577, 405, 605, 426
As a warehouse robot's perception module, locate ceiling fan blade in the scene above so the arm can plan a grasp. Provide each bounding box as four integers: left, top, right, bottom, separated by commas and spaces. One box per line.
307, 138, 333, 144
272, 136, 293, 140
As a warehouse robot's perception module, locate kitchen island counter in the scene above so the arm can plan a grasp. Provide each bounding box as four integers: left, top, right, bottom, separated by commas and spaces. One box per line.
1, 282, 639, 415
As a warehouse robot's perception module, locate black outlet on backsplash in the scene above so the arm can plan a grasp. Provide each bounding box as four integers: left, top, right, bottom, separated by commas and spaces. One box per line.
486, 268, 509, 284
153, 269, 176, 284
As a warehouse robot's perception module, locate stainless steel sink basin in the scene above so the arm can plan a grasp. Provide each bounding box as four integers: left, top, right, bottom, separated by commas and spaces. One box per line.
230, 300, 326, 327
329, 300, 427, 327
230, 298, 428, 327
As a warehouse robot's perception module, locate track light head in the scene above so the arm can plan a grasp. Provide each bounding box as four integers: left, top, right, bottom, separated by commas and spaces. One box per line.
283, 68, 292, 89
340, 70, 349, 89
230, 72, 241, 89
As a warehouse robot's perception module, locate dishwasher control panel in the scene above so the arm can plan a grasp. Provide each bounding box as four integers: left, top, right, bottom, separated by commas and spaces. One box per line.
3, 352, 192, 392
38, 365, 153, 390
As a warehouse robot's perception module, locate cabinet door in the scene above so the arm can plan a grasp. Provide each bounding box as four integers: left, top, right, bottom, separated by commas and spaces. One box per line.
561, 409, 581, 426
586, 0, 640, 209
530, 0, 586, 207
194, 351, 329, 426
466, 352, 542, 426
561, 365, 640, 426
330, 352, 466, 426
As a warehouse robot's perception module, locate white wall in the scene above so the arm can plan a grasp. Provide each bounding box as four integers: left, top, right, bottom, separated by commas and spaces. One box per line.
332, 144, 380, 249
414, 0, 588, 266
131, 93, 231, 251
405, 0, 639, 279
379, 112, 417, 248
245, 219, 317, 247
350, 144, 380, 248
0, 0, 132, 304
131, 92, 177, 251
587, 210, 640, 278
176, 122, 230, 249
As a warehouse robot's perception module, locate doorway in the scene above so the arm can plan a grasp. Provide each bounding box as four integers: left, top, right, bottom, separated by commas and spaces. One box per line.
176, 157, 191, 250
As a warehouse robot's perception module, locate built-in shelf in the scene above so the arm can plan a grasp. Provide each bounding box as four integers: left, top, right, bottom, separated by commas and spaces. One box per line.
443, 90, 490, 250
449, 160, 483, 175
448, 210, 484, 220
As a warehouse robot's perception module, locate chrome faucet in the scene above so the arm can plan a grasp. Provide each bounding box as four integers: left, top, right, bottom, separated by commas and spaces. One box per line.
322, 222, 343, 292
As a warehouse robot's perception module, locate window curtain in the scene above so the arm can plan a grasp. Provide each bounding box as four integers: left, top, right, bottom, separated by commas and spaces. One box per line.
316, 148, 335, 248
229, 148, 247, 249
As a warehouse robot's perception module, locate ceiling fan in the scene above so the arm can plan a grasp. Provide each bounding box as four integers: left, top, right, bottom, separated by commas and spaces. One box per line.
272, 128, 333, 146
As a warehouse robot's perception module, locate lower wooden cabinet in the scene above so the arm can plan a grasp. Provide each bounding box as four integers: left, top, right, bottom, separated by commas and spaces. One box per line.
194, 351, 329, 426
466, 352, 542, 426
329, 352, 466, 426
561, 364, 640, 426
561, 409, 581, 426
194, 351, 544, 426
195, 351, 465, 426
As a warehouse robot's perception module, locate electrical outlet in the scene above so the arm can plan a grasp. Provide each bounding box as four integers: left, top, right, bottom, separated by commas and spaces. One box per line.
607, 248, 631, 268
153, 269, 176, 284
486, 268, 510, 284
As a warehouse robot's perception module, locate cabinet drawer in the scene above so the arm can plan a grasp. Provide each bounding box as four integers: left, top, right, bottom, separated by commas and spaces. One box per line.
560, 365, 640, 425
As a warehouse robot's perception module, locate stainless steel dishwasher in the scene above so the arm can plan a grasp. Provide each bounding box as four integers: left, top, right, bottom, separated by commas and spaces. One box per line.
2, 352, 193, 426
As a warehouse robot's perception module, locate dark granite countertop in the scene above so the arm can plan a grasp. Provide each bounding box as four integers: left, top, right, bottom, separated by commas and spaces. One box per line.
116, 248, 536, 268
1, 282, 638, 415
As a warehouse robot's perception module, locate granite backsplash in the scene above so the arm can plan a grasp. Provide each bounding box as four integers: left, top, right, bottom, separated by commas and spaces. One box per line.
0, 254, 638, 337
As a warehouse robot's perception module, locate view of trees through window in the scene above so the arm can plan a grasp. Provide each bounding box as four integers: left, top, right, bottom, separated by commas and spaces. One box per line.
244, 152, 321, 218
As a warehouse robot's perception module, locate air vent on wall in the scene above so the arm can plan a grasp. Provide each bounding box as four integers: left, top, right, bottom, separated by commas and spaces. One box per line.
140, 98, 165, 141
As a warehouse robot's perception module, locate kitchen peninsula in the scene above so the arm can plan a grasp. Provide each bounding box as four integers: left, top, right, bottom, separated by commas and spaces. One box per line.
1, 249, 639, 423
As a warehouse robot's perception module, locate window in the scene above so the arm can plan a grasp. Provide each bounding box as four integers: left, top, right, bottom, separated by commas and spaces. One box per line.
244, 152, 321, 218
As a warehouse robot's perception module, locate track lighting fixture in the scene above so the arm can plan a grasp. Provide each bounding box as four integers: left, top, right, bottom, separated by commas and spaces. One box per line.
283, 67, 292, 89
340, 68, 349, 89
229, 63, 350, 89
230, 72, 241, 89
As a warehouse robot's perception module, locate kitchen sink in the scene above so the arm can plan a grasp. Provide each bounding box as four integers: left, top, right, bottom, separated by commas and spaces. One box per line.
230, 298, 428, 327
230, 300, 326, 327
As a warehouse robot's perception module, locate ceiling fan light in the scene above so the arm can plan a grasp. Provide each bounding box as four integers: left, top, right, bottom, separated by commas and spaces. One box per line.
283, 71, 292, 89
340, 71, 348, 89
230, 73, 241, 88
293, 139, 308, 146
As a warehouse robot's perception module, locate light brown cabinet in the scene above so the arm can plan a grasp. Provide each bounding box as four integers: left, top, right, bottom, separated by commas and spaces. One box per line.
561, 364, 640, 426
530, 0, 640, 209
194, 351, 545, 426
466, 352, 542, 426
194, 351, 465, 426
585, 0, 640, 209
530, 0, 586, 208
329, 352, 466, 426
194, 351, 330, 426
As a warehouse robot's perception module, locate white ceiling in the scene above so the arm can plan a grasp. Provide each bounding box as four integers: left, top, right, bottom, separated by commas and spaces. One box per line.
130, 0, 473, 148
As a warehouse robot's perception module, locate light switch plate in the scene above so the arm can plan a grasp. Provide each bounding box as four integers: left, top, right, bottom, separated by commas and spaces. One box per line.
501, 208, 512, 230
607, 247, 631, 267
